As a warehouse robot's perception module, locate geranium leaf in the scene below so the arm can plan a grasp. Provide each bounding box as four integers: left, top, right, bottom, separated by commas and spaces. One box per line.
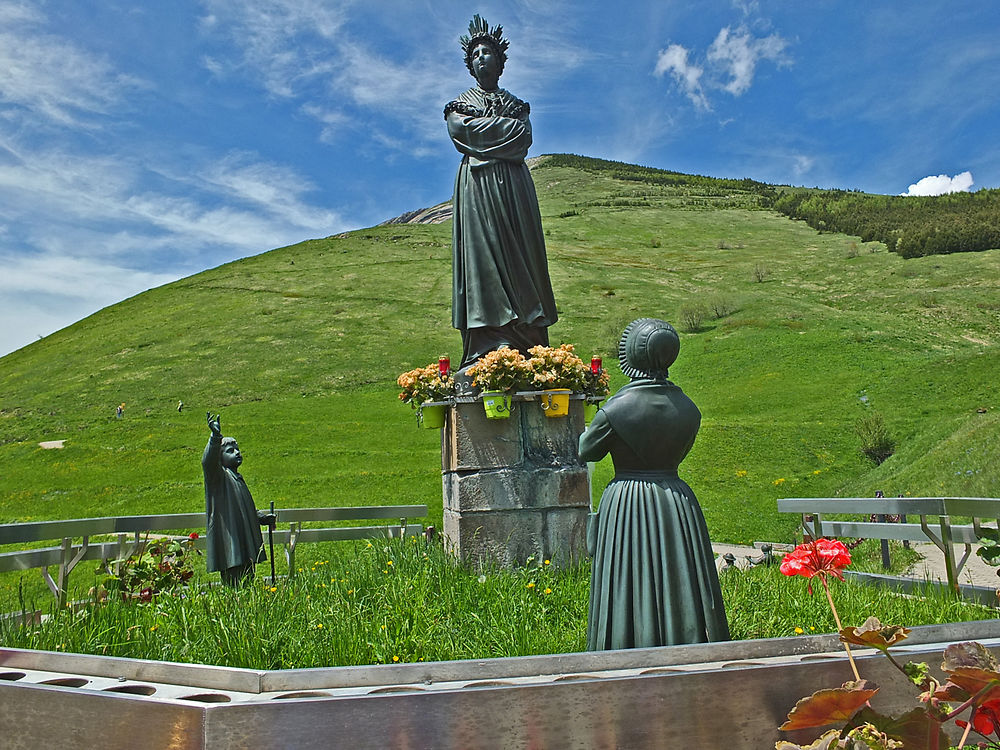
845, 707, 947, 750
774, 729, 844, 750
939, 668, 1000, 703
942, 641, 1000, 672
840, 617, 910, 651
780, 682, 879, 730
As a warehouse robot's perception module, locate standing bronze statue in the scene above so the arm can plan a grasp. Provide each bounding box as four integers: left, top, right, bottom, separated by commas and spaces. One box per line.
203, 413, 276, 587
445, 15, 558, 369
582, 319, 730, 650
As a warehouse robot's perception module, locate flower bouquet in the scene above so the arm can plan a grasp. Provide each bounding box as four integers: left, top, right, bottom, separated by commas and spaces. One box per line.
526, 344, 589, 417
466, 347, 529, 419
397, 363, 455, 428
525, 344, 589, 391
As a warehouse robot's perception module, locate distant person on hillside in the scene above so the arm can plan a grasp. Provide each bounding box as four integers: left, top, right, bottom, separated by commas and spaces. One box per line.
202, 413, 276, 587
116, 403, 124, 419
445, 15, 558, 370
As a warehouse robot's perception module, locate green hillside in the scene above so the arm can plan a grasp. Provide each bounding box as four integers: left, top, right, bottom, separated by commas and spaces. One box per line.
2, 154, 998, 552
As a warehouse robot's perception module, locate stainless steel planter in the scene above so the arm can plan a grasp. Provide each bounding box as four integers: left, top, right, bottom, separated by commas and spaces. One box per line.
3, 620, 999, 749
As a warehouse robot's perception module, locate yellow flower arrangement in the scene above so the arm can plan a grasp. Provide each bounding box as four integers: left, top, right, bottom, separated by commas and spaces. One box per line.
525, 344, 589, 391
396, 364, 455, 406
466, 346, 530, 392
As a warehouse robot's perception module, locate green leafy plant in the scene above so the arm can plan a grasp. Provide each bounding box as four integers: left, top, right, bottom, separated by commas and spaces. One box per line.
777, 538, 1000, 750
855, 409, 896, 465
99, 534, 199, 603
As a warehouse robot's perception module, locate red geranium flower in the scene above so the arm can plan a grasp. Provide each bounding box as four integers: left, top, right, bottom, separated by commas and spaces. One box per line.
189, 532, 199, 540
780, 538, 852, 592
957, 698, 1000, 737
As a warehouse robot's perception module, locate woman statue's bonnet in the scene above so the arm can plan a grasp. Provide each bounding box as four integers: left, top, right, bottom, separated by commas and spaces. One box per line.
618, 318, 680, 380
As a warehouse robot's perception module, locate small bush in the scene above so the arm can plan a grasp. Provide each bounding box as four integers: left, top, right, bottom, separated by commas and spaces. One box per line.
855, 409, 895, 465
679, 304, 707, 333
846, 242, 859, 258
752, 263, 770, 282
650, 237, 661, 248
708, 296, 737, 319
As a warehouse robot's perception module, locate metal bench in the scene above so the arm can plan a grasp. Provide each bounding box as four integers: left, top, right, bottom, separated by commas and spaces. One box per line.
777, 496, 1000, 589
0, 505, 428, 606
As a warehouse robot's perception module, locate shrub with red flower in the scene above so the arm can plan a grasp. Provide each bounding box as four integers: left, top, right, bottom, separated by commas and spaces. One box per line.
98, 533, 200, 603
776, 539, 1000, 748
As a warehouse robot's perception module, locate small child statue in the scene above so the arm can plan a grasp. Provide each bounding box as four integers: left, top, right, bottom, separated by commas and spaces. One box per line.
203, 413, 276, 587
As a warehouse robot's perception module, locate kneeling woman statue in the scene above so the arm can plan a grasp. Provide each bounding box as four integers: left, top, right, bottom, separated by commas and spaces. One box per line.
582, 319, 730, 650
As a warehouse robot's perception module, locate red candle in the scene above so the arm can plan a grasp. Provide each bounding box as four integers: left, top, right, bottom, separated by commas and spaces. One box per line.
439, 356, 450, 377
591, 356, 602, 375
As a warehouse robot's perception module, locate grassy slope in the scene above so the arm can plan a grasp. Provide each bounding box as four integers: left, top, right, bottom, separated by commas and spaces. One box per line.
2, 156, 999, 552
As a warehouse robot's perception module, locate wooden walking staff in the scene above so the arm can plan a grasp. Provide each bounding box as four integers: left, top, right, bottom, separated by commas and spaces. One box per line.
268, 500, 276, 585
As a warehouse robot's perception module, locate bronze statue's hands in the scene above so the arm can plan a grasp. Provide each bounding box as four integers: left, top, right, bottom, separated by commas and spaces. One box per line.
207, 412, 222, 437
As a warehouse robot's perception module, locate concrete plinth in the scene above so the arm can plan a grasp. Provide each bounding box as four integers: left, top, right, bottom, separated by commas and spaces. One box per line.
441, 396, 590, 568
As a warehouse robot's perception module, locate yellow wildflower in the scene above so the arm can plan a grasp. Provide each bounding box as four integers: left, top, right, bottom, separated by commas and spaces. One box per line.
794, 627, 804, 634
526, 582, 535, 589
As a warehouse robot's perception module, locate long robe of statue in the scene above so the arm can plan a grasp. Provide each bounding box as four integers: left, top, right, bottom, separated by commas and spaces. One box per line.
445, 16, 558, 369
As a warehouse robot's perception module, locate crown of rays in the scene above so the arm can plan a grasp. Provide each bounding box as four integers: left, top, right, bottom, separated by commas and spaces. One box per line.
460, 14, 510, 76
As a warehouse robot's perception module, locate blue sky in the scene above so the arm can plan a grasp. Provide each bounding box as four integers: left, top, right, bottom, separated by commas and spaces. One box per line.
1, 1, 998, 357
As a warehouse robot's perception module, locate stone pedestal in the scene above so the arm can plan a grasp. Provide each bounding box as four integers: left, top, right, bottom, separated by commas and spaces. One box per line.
441, 396, 590, 569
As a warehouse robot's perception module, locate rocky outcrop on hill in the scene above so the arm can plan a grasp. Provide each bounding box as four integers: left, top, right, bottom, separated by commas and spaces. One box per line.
379, 201, 453, 226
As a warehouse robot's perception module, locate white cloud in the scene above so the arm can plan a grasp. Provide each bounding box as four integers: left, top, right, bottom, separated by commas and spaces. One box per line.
654, 44, 709, 110
0, 252, 179, 357
655, 22, 789, 109
197, 152, 341, 231
0, 2, 142, 127
707, 26, 788, 96
198, 0, 348, 98
793, 154, 815, 177
902, 171, 974, 196
198, 2, 592, 154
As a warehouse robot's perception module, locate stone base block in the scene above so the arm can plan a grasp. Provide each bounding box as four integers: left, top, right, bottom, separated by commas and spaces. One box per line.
442, 398, 586, 472
441, 397, 591, 569
443, 467, 589, 512
443, 506, 588, 569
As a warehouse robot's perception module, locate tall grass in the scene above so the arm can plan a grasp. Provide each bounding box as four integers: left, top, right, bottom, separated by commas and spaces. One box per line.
2, 537, 993, 669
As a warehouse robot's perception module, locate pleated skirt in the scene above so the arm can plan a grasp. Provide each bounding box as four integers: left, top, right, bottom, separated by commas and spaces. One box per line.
587, 471, 730, 650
